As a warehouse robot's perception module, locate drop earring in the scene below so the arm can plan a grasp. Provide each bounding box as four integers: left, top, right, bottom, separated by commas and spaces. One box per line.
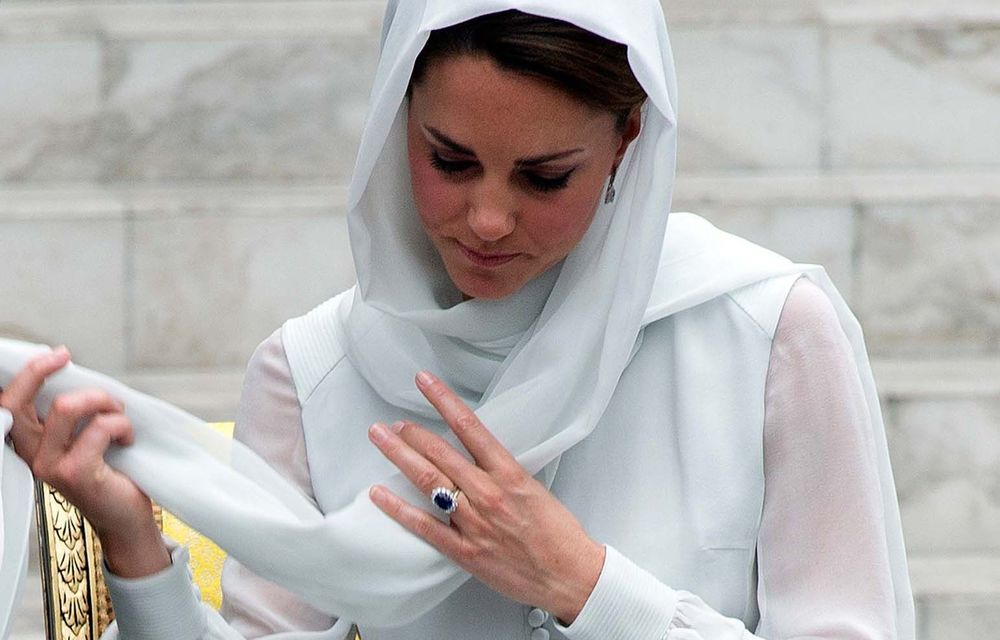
604, 165, 619, 204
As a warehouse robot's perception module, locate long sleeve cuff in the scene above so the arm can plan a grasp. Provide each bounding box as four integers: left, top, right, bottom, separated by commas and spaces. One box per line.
103, 540, 207, 640
555, 545, 679, 640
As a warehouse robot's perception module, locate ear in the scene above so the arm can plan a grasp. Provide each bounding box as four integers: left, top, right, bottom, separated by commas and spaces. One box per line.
613, 106, 643, 165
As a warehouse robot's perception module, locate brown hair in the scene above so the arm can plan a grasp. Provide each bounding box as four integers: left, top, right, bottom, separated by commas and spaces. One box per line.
410, 10, 647, 131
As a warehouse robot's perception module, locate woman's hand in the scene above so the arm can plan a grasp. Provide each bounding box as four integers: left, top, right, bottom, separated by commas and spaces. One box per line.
1, 347, 170, 578
368, 371, 605, 625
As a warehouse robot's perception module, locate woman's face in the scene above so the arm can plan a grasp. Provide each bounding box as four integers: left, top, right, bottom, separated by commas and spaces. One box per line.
407, 55, 639, 300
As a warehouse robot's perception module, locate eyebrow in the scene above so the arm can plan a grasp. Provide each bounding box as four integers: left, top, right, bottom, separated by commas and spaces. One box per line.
424, 126, 585, 166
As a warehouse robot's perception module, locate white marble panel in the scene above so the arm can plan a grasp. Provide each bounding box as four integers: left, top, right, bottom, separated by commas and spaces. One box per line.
0, 219, 126, 371
830, 26, 1000, 169
857, 204, 1000, 357
908, 554, 1000, 603
670, 27, 824, 172
98, 37, 377, 182
918, 595, 1000, 639
659, 0, 983, 25
886, 399, 1000, 553
0, 41, 101, 180
0, 2, 386, 42
130, 213, 355, 368
1, 36, 378, 182
691, 206, 855, 300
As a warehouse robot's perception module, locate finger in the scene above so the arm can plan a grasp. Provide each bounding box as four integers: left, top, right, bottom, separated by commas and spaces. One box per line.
34, 390, 124, 472
369, 422, 456, 499
369, 484, 464, 554
47, 413, 132, 490
415, 371, 513, 473
392, 420, 495, 503
0, 346, 71, 416
75, 412, 134, 451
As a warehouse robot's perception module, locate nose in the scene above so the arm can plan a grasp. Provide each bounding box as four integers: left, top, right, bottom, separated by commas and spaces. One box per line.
467, 179, 516, 242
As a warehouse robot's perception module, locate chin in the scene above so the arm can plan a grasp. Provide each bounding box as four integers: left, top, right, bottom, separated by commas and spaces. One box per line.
448, 268, 525, 301
456, 279, 521, 301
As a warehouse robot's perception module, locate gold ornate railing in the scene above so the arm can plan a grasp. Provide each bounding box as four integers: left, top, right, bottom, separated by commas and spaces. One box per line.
35, 480, 114, 640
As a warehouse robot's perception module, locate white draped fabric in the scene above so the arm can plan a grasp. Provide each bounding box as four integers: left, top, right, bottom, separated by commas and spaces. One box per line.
1, 406, 33, 640
0, 1, 913, 637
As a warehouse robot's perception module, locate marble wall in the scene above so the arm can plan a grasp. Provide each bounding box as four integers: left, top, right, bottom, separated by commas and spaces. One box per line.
0, 1, 996, 370
0, 38, 375, 182
1, 1, 999, 638
859, 204, 1000, 357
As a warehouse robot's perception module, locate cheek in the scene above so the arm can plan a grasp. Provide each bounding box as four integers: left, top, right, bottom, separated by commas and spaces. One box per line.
408, 148, 462, 231
523, 187, 602, 250
411, 165, 462, 229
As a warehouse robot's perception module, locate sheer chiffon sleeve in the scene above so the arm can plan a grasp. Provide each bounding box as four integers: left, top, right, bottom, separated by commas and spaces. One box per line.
558, 278, 899, 639
219, 328, 336, 636
750, 278, 896, 638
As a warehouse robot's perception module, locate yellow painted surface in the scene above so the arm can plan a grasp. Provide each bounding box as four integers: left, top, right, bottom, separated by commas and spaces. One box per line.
160, 421, 235, 611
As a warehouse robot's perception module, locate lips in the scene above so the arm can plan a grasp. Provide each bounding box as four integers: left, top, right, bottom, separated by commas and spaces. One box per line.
457, 242, 521, 268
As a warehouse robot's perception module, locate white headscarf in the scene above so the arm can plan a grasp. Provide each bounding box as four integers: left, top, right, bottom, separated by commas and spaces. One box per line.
1, 1, 913, 636
342, 0, 678, 488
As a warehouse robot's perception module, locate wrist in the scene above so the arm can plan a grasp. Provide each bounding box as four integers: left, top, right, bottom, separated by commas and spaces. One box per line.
551, 540, 606, 626
98, 515, 171, 579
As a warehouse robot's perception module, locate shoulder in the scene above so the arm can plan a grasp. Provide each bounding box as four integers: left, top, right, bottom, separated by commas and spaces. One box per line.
649, 270, 814, 347
236, 327, 317, 499
763, 278, 874, 473
716, 273, 846, 349
281, 289, 355, 406
723, 274, 806, 341
766, 277, 860, 414
647, 212, 798, 331
245, 327, 291, 382
772, 277, 848, 355
236, 328, 298, 451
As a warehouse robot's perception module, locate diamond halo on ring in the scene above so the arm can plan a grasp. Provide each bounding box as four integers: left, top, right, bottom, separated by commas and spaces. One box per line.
430, 486, 461, 515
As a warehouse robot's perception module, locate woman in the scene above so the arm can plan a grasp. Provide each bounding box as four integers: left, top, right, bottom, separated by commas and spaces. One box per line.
0, 1, 914, 638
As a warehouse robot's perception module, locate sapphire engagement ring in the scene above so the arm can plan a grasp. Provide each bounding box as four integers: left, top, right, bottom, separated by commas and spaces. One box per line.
430, 486, 462, 515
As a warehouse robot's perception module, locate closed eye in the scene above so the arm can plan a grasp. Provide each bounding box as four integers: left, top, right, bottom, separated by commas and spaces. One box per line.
524, 170, 574, 192
428, 152, 475, 175
428, 151, 575, 193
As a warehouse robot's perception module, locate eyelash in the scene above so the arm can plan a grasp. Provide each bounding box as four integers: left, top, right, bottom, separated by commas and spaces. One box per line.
427, 152, 574, 193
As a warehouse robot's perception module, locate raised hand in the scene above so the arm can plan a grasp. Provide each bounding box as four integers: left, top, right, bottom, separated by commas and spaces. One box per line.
1, 347, 169, 578
367, 370, 604, 625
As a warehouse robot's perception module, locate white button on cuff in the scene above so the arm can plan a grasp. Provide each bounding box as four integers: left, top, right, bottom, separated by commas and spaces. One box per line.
530, 628, 550, 640
528, 608, 549, 628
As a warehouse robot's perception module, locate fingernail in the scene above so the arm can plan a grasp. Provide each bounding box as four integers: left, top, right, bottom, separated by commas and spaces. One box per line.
369, 423, 388, 444
390, 421, 405, 433
416, 370, 434, 387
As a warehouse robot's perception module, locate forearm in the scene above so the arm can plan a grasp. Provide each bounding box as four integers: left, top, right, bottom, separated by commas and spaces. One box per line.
99, 506, 172, 579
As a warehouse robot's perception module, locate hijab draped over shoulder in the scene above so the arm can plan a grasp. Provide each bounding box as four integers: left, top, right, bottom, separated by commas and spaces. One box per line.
0, 1, 913, 637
